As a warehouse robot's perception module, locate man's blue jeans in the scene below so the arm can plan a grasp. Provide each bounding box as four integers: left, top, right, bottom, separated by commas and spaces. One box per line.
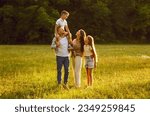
56, 56, 69, 85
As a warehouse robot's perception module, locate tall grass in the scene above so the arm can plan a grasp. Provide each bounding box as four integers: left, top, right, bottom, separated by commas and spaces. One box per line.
0, 45, 150, 98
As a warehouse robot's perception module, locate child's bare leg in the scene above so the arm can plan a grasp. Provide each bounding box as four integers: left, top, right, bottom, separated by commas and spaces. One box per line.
88, 68, 93, 86
86, 68, 90, 86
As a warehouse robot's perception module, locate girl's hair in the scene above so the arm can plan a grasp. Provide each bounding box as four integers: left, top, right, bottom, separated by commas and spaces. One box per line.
87, 35, 98, 62
79, 29, 86, 54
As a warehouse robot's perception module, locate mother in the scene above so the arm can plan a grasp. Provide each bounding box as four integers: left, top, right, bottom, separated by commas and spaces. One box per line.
72, 29, 86, 88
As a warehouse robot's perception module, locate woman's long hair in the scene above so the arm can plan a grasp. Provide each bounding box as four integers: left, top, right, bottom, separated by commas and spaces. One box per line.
79, 29, 86, 54
87, 35, 98, 63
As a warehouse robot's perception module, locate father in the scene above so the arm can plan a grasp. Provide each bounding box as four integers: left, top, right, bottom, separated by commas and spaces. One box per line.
55, 26, 70, 89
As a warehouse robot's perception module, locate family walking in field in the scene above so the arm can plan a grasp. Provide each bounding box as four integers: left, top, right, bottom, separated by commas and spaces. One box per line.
51, 10, 98, 90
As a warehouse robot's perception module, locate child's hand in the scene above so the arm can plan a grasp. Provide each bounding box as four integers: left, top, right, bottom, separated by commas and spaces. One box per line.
56, 41, 60, 47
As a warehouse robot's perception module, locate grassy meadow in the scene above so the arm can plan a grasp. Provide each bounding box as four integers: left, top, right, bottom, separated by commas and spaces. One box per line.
0, 45, 150, 99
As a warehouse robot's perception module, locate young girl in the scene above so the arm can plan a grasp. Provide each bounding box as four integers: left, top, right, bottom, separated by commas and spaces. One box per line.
84, 35, 97, 86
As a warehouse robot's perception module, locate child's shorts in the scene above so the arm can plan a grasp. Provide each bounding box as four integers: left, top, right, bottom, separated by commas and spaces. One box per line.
85, 56, 94, 68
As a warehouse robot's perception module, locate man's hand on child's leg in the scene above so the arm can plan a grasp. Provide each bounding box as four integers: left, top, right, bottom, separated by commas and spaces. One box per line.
56, 41, 60, 47
64, 32, 69, 36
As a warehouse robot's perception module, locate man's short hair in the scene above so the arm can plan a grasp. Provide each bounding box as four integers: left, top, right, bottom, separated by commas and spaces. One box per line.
61, 10, 69, 16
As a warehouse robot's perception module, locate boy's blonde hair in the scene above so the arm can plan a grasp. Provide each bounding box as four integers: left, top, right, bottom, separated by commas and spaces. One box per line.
61, 10, 69, 16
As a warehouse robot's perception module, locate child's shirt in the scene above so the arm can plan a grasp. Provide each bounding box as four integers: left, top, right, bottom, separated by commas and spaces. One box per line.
84, 45, 93, 56
56, 18, 68, 30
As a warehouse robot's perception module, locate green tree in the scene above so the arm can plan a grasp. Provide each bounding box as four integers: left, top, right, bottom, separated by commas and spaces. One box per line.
0, 5, 17, 44
0, 0, 150, 44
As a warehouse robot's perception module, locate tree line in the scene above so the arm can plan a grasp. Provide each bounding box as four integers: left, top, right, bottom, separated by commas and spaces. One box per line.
0, 0, 150, 44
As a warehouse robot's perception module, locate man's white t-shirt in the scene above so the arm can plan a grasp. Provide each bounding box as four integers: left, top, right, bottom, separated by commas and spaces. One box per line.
56, 18, 68, 30
56, 36, 69, 57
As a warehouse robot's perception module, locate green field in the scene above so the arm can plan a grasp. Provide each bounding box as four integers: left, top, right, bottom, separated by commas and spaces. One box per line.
0, 45, 150, 99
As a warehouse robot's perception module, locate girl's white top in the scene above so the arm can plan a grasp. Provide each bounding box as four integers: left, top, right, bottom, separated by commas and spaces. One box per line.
84, 45, 93, 56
